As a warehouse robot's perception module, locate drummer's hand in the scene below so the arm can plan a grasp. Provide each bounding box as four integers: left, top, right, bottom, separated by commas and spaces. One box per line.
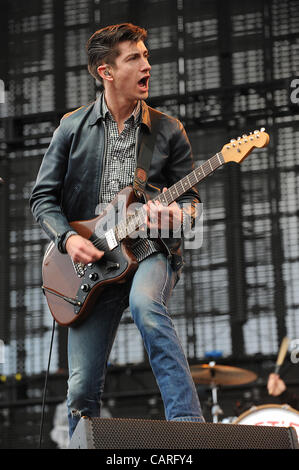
267, 373, 287, 396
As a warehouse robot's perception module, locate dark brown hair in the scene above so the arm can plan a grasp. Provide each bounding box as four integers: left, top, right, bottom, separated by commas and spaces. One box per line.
86, 23, 147, 82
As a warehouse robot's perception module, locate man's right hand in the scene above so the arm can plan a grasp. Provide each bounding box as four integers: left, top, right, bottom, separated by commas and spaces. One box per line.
65, 234, 104, 265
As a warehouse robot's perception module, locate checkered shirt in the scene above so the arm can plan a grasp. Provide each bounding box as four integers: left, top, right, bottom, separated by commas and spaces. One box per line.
100, 97, 162, 262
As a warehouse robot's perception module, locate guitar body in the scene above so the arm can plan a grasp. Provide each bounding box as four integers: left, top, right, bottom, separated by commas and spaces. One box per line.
42, 186, 139, 326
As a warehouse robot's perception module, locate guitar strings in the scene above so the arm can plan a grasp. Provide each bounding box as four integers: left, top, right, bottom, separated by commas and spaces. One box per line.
90, 153, 224, 251
92, 237, 109, 252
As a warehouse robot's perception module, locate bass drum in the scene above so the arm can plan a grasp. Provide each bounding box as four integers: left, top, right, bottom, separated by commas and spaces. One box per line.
234, 404, 299, 441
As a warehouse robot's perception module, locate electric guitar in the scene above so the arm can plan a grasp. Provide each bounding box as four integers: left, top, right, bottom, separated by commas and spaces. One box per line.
42, 129, 269, 326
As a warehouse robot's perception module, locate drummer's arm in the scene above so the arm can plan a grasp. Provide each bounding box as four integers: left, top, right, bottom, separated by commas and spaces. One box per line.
268, 373, 299, 410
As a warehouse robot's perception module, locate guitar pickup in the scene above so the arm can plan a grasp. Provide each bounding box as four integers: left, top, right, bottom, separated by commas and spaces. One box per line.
105, 229, 118, 250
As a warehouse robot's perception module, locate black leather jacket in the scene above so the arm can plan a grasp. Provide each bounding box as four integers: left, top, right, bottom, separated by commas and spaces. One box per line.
30, 95, 200, 262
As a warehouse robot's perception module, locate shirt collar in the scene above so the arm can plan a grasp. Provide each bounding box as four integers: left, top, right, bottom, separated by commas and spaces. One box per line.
89, 92, 151, 130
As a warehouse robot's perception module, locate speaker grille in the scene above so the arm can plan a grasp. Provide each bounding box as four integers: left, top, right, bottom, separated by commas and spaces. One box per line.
81, 418, 298, 449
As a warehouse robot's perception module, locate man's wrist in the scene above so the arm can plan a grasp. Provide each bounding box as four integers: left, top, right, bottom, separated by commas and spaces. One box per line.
62, 230, 78, 253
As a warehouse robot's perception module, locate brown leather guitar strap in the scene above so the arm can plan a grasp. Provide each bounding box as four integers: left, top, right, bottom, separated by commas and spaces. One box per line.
133, 109, 160, 200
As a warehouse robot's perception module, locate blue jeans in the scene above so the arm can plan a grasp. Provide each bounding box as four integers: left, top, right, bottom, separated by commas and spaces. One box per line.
67, 253, 204, 437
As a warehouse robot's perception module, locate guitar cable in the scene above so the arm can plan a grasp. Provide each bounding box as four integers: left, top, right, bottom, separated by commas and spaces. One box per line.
38, 317, 56, 449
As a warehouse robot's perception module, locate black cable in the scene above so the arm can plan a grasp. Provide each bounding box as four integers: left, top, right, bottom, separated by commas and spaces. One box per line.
39, 318, 56, 449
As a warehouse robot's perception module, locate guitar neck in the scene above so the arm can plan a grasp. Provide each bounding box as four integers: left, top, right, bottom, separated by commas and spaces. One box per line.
115, 151, 225, 241
155, 152, 224, 206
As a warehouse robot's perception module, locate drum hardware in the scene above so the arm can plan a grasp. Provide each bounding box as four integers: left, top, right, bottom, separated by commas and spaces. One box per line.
210, 376, 223, 423
190, 362, 258, 386
190, 362, 258, 424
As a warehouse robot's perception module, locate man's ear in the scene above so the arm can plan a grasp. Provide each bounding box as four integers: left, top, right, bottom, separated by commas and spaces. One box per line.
97, 64, 113, 82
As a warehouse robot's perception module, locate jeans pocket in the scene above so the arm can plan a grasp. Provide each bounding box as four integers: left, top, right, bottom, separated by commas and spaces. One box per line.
170, 253, 183, 272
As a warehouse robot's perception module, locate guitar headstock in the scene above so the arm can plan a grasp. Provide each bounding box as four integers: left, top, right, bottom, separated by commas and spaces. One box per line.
221, 128, 270, 164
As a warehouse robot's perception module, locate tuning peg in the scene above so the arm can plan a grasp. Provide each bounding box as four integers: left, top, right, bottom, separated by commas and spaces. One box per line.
242, 134, 247, 138
230, 139, 236, 143
237, 136, 241, 140
260, 127, 265, 132
254, 130, 259, 134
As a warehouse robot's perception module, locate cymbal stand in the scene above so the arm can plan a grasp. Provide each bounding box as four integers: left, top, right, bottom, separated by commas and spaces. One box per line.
210, 382, 223, 423
208, 361, 223, 423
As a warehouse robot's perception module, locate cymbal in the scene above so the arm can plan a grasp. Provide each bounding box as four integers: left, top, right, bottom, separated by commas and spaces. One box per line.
190, 363, 257, 386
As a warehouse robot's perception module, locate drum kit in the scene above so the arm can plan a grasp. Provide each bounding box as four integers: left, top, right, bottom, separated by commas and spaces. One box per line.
190, 361, 299, 440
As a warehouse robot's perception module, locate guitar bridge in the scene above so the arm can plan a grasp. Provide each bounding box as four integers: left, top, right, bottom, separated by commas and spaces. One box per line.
72, 260, 87, 278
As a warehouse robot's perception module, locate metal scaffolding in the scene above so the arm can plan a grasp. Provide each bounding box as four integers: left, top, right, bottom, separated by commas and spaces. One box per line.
0, 0, 299, 448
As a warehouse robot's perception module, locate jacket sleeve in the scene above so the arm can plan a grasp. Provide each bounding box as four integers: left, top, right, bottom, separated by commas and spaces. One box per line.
29, 121, 75, 252
167, 119, 202, 225
279, 389, 299, 410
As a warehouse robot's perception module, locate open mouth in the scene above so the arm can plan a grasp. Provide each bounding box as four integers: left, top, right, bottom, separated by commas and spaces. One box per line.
138, 76, 149, 90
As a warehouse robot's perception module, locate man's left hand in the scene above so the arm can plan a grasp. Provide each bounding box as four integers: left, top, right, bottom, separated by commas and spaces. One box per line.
145, 187, 183, 233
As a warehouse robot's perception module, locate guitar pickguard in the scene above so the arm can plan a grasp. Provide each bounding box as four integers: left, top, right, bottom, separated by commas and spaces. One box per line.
73, 242, 130, 315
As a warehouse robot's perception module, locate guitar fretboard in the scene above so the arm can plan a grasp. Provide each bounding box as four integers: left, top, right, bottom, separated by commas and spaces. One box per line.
115, 151, 225, 241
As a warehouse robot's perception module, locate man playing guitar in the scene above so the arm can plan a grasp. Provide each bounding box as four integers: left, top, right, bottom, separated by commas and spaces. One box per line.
30, 23, 204, 437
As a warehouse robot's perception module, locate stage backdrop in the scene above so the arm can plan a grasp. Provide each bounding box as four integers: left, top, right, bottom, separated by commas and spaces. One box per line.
0, 0, 298, 448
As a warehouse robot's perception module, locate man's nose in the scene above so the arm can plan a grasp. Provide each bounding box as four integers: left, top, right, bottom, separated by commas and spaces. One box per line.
141, 57, 151, 71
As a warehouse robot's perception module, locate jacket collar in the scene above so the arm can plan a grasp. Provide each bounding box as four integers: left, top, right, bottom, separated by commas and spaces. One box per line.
88, 92, 152, 131
87, 94, 104, 125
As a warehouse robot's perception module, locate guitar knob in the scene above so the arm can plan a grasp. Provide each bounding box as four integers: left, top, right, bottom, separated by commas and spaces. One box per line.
89, 272, 99, 281
81, 283, 90, 292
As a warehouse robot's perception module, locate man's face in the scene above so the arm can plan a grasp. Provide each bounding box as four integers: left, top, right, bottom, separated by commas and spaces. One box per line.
108, 40, 151, 101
